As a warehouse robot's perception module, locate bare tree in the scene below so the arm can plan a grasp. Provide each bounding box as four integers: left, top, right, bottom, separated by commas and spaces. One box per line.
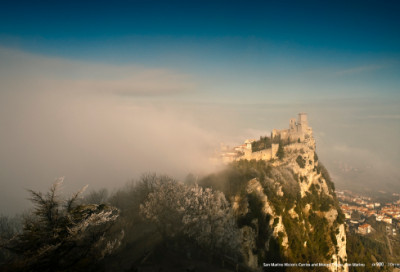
108, 172, 160, 211
0, 214, 22, 264
0, 214, 21, 240
140, 176, 186, 241
83, 188, 109, 205
129, 172, 160, 206
140, 178, 242, 263
182, 185, 242, 263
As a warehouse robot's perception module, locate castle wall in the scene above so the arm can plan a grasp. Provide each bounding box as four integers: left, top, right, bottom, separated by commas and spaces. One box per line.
297, 123, 303, 133
236, 112, 311, 163
271, 143, 279, 157
273, 129, 290, 139
242, 148, 272, 161
288, 132, 305, 142
283, 142, 306, 152
272, 129, 279, 138
239, 143, 279, 161
238, 142, 310, 162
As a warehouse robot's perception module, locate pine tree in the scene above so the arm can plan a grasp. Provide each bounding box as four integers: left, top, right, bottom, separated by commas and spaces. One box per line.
0, 178, 123, 272
277, 141, 285, 160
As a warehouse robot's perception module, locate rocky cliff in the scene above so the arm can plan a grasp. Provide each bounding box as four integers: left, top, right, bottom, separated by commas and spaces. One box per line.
232, 135, 348, 271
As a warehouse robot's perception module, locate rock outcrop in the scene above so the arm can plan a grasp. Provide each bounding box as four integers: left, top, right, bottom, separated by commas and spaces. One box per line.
234, 133, 348, 271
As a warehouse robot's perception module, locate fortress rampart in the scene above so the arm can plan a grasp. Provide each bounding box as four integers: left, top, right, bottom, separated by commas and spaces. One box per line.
210, 113, 313, 165
241, 143, 279, 161
239, 141, 312, 161
272, 112, 312, 142
237, 113, 313, 161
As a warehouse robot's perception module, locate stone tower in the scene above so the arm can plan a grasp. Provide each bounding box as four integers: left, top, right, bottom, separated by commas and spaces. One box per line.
289, 118, 297, 133
298, 112, 308, 132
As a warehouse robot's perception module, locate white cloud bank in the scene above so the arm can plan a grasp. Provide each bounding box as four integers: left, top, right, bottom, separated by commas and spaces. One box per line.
1, 47, 400, 214
0, 47, 216, 215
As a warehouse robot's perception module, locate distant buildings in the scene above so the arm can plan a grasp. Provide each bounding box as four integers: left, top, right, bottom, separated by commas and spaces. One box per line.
358, 223, 372, 235
341, 206, 352, 219
366, 204, 374, 209
339, 188, 400, 226
365, 211, 376, 217
234, 144, 248, 153
383, 217, 392, 224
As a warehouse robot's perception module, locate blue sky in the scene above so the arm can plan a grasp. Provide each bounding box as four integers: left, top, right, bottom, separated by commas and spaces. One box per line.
0, 1, 400, 214
1, 1, 399, 103
1, 1, 399, 49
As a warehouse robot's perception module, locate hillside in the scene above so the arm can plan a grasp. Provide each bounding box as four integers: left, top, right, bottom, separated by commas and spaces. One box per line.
0, 114, 352, 272
200, 131, 348, 271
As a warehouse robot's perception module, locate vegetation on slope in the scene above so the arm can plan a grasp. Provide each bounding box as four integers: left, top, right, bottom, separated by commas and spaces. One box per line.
0, 178, 123, 272
0, 154, 348, 271
0, 174, 245, 272
346, 229, 392, 272
198, 157, 344, 271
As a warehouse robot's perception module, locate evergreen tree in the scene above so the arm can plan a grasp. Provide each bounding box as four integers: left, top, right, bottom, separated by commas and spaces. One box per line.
0, 178, 123, 272
276, 141, 285, 160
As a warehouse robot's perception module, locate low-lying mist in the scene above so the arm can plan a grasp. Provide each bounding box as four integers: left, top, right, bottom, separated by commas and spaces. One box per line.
0, 93, 227, 214
1, 47, 399, 215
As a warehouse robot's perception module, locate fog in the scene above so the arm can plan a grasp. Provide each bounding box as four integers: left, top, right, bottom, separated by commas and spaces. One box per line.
1, 47, 399, 215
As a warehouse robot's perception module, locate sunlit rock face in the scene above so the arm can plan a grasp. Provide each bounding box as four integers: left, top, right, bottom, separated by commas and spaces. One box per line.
233, 123, 348, 271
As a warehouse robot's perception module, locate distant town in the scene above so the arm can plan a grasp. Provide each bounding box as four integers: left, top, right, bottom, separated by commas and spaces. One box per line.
338, 189, 400, 238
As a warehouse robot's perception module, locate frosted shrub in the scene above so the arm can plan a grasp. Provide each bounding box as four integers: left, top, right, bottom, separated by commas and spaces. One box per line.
140, 179, 241, 258
182, 185, 241, 255
140, 177, 187, 239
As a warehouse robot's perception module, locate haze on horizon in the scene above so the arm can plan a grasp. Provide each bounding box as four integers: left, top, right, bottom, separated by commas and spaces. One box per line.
0, 1, 399, 215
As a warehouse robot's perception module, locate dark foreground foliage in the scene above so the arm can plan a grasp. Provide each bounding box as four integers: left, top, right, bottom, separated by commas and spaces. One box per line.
0, 157, 360, 272
0, 178, 123, 272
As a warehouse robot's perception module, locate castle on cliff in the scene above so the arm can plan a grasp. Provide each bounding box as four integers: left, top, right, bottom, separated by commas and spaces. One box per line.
210, 113, 313, 165
272, 112, 312, 142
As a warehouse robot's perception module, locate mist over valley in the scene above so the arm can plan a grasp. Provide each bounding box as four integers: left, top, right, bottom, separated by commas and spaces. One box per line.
1, 2, 400, 271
